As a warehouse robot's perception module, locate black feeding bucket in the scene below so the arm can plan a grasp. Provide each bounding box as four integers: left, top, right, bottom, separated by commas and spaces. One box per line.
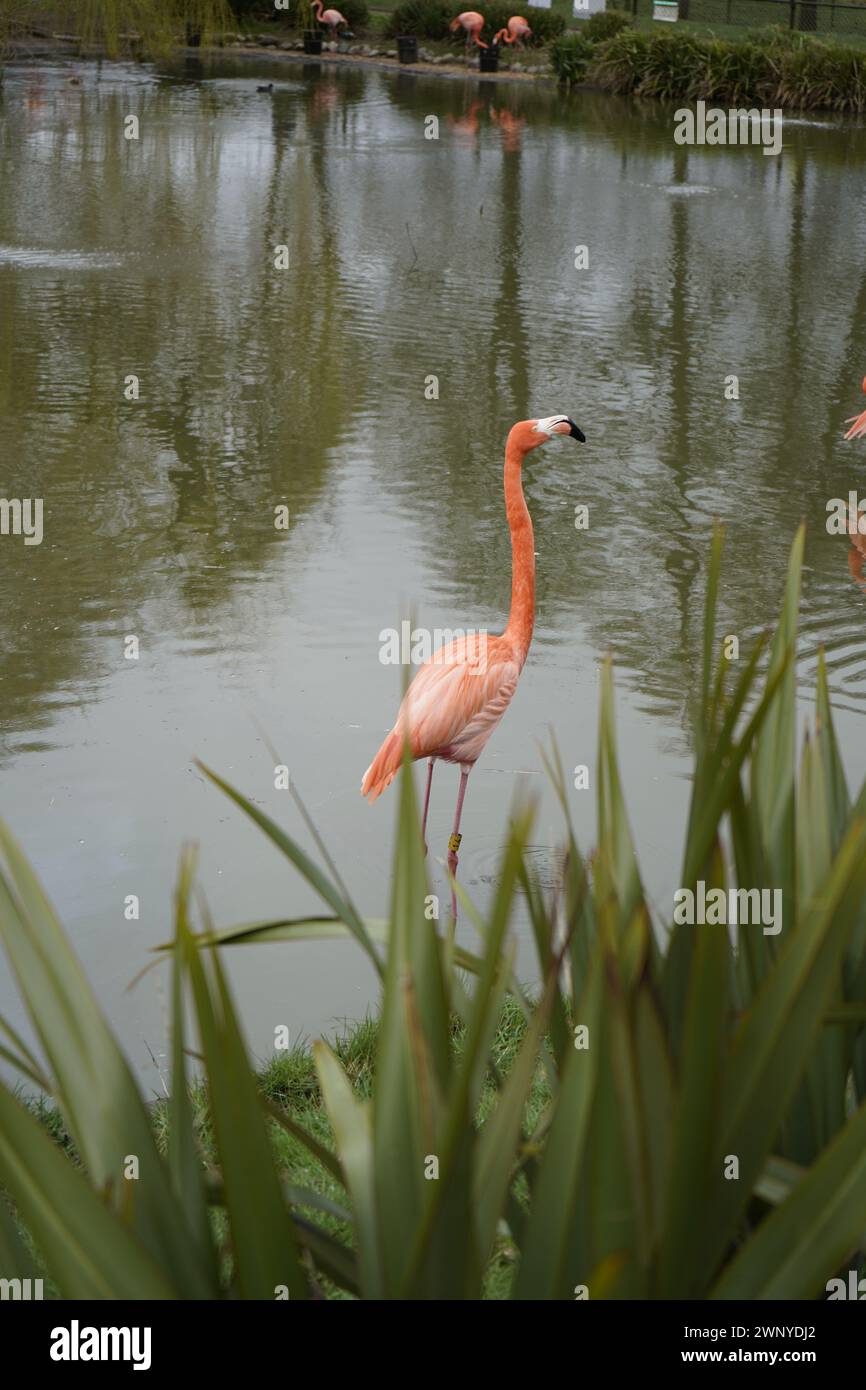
303, 30, 323, 54
397, 35, 419, 63
479, 44, 499, 72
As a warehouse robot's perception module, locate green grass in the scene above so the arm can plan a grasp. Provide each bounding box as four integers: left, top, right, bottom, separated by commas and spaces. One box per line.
634, 0, 866, 39
365, 0, 866, 53
20, 997, 541, 1300
631, 15, 866, 51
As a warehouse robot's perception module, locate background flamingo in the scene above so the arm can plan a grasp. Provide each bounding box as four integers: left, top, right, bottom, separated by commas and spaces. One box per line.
361, 415, 586, 919
450, 11, 488, 54
311, 0, 352, 38
493, 15, 532, 47
845, 376, 866, 439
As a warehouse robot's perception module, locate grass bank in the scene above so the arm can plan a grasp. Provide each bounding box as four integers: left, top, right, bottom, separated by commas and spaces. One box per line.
21, 998, 542, 1300
7, 5, 866, 107
553, 19, 866, 110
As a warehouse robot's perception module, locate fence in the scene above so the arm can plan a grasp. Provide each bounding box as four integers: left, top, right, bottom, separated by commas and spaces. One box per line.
627, 0, 866, 40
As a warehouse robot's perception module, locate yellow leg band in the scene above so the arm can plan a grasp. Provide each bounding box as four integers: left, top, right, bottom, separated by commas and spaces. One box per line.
448, 833, 462, 854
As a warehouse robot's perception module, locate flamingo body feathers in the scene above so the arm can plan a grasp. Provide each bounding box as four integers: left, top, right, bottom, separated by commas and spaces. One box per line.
361, 633, 521, 801
494, 16, 532, 43
450, 11, 488, 46
312, 0, 349, 30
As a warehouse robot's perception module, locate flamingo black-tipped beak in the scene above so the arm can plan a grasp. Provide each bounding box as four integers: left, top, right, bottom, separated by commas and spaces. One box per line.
567, 419, 586, 442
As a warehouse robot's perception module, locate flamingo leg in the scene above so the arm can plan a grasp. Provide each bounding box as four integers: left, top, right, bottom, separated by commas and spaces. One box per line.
421, 757, 435, 855
447, 767, 470, 923
845, 409, 866, 440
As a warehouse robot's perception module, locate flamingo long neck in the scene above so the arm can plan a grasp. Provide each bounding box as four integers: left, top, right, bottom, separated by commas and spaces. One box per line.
311, 0, 324, 15
503, 438, 534, 665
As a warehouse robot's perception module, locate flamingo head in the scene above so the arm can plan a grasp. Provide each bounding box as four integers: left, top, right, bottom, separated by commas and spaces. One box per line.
510, 415, 586, 455
534, 414, 585, 442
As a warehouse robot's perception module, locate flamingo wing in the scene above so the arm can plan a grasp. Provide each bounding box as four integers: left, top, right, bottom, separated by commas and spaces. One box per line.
361, 634, 520, 801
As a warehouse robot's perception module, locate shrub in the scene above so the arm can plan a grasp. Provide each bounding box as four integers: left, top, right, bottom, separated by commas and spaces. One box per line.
228, 0, 276, 18
743, 23, 820, 50
385, 0, 452, 39
386, 1, 564, 43
481, 2, 566, 44
331, 0, 368, 29
776, 40, 866, 112
231, 0, 369, 28
550, 31, 596, 84
591, 27, 866, 111
581, 6, 633, 41
592, 30, 709, 98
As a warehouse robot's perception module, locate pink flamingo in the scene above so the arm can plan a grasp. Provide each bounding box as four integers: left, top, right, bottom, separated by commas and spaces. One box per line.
311, 0, 351, 37
844, 376, 866, 439
449, 11, 488, 53
493, 15, 532, 46
361, 415, 586, 919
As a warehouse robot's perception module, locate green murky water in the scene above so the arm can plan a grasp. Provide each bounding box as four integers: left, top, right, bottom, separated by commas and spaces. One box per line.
2, 52, 866, 1080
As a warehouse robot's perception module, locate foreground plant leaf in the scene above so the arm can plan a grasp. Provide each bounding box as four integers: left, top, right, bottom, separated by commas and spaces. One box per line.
0, 1085, 177, 1299
712, 1095, 866, 1300
177, 903, 309, 1300
0, 821, 215, 1296
196, 762, 381, 971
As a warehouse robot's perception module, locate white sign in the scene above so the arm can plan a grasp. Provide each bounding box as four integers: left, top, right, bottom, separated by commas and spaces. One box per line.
653, 0, 678, 18
573, 0, 607, 13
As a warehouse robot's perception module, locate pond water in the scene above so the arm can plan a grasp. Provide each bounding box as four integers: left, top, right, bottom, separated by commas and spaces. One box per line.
2, 52, 866, 1086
